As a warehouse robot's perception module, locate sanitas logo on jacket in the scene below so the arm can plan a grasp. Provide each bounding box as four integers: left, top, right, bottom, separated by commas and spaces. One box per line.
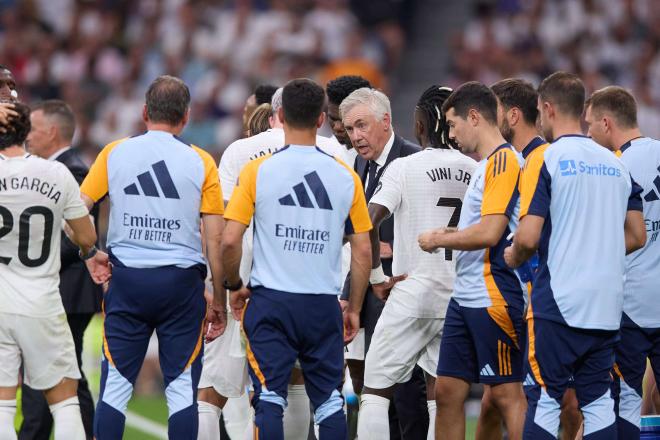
559, 159, 621, 177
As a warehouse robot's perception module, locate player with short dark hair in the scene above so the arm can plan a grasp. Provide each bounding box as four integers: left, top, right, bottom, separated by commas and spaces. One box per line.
254, 84, 278, 106
585, 85, 660, 439
419, 81, 526, 439
326, 75, 372, 149
0, 102, 100, 440
506, 73, 646, 439
222, 77, 372, 439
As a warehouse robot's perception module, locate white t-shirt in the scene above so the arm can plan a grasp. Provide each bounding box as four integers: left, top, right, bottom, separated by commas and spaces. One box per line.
219, 128, 348, 281
0, 153, 89, 317
370, 148, 478, 318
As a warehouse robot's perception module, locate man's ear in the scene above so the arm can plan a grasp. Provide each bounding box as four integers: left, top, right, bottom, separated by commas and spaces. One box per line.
543, 101, 554, 119
182, 108, 190, 127
142, 105, 149, 124
382, 112, 391, 131
415, 119, 424, 141
509, 107, 520, 127
317, 112, 325, 129
278, 107, 285, 125
468, 108, 480, 126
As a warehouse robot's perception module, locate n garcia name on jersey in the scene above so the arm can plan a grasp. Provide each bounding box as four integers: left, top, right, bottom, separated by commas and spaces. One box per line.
123, 212, 181, 243
0, 176, 62, 203
275, 223, 329, 255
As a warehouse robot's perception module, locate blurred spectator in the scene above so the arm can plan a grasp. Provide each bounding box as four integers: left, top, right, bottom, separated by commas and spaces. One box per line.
0, 0, 401, 161
447, 0, 660, 126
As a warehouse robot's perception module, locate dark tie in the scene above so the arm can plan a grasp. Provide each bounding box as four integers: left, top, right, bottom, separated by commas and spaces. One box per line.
366, 160, 378, 200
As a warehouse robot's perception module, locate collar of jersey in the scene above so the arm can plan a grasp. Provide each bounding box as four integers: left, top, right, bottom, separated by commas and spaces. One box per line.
487, 142, 513, 159
522, 136, 546, 159
619, 136, 645, 153
552, 134, 589, 143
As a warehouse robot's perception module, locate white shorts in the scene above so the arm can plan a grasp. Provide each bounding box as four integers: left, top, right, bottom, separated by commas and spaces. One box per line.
199, 314, 250, 398
364, 303, 443, 389
0, 313, 80, 390
344, 328, 365, 361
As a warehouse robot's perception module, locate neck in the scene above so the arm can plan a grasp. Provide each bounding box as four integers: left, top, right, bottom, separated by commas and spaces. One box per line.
511, 125, 540, 153
43, 141, 70, 159
551, 117, 583, 141
272, 118, 284, 129
146, 122, 183, 135
0, 145, 26, 157
476, 125, 507, 159
284, 126, 317, 146
611, 127, 643, 151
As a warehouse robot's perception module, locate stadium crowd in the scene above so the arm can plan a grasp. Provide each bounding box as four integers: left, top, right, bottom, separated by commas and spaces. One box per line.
447, 0, 660, 139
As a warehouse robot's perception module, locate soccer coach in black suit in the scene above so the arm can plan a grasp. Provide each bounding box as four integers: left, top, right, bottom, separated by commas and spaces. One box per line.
339, 88, 428, 439
20, 100, 101, 440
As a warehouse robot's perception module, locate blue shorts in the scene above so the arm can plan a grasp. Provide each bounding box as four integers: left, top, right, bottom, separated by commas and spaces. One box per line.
524, 317, 619, 439
242, 287, 345, 424
437, 298, 524, 384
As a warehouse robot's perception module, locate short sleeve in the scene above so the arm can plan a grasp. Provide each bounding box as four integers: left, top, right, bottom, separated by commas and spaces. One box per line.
192, 146, 224, 215
60, 165, 89, 220
224, 157, 263, 226
369, 157, 403, 213
481, 148, 521, 217
219, 143, 238, 200
335, 159, 372, 235
519, 145, 551, 218
628, 175, 643, 212
80, 138, 125, 202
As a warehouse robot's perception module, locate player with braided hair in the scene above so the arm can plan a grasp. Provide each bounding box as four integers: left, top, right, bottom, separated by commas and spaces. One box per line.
415, 85, 457, 149
357, 85, 477, 439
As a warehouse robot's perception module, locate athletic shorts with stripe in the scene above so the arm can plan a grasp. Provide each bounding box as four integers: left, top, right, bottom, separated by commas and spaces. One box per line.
524, 317, 619, 439
612, 312, 660, 438
94, 257, 206, 440
437, 298, 523, 384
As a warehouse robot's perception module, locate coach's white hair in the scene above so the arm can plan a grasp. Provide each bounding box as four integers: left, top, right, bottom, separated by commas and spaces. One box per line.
339, 87, 392, 122
271, 87, 283, 115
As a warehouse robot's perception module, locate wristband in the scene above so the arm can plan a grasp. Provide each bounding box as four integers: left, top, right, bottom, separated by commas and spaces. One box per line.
78, 245, 98, 261
369, 265, 388, 285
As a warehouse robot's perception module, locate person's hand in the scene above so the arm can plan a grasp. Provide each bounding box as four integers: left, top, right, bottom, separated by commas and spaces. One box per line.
372, 274, 407, 301
229, 286, 252, 321
85, 251, 111, 284
418, 229, 446, 253
205, 300, 227, 342
503, 245, 520, 269
0, 103, 17, 132
339, 299, 349, 313
343, 310, 360, 344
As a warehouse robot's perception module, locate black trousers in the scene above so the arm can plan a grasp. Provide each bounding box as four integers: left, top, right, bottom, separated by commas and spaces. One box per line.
19, 313, 96, 440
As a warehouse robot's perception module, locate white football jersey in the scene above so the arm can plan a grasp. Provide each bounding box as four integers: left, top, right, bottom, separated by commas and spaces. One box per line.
219, 128, 349, 282
0, 153, 88, 317
370, 148, 478, 318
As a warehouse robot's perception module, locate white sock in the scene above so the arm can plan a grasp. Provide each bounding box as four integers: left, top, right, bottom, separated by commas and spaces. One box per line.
223, 395, 251, 439
427, 400, 437, 440
357, 394, 390, 440
0, 400, 17, 440
198, 400, 222, 440
283, 384, 311, 440
49, 396, 85, 440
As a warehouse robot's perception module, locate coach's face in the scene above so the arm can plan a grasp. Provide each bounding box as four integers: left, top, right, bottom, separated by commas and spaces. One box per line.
445, 107, 478, 154
343, 103, 391, 161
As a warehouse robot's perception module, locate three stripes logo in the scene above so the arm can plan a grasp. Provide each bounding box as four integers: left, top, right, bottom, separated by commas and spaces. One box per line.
279, 171, 333, 210
492, 150, 508, 177
498, 340, 513, 377
643, 165, 660, 202
124, 161, 180, 199
523, 374, 536, 387
480, 364, 496, 377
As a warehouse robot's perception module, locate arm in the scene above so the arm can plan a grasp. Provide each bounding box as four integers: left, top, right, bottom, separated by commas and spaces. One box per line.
222, 220, 251, 321
368, 203, 391, 269
419, 214, 510, 252
624, 210, 646, 254
202, 214, 226, 309
64, 215, 97, 254
344, 231, 371, 343
504, 214, 544, 268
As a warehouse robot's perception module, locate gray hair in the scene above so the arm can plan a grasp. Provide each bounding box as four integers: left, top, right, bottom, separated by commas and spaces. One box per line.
339, 87, 392, 122
271, 87, 283, 115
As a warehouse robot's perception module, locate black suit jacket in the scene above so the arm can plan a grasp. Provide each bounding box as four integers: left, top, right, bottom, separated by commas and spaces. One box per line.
56, 149, 103, 314
341, 134, 420, 301
354, 134, 421, 244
